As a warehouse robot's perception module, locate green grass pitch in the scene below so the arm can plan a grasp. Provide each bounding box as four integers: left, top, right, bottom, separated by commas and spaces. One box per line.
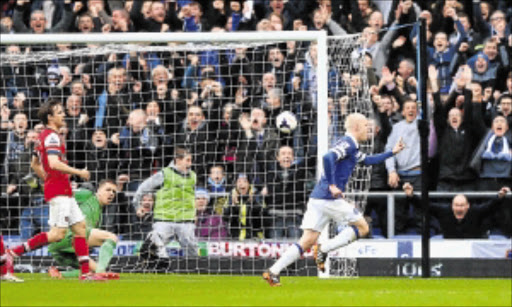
1, 274, 510, 306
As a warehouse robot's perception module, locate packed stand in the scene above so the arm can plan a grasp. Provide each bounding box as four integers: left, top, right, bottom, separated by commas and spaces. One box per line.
1, 0, 511, 243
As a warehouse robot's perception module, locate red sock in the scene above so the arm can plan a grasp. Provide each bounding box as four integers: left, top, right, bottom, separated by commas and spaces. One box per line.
73, 237, 90, 275
0, 236, 5, 257
1, 236, 7, 275
10, 232, 48, 256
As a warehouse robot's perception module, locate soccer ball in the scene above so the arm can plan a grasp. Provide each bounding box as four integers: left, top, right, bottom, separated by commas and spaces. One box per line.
276, 111, 298, 134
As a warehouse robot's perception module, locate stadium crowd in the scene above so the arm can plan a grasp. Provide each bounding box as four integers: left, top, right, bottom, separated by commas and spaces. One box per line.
0, 0, 511, 245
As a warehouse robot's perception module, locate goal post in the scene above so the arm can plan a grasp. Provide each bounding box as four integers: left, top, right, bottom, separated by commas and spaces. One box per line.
0, 30, 370, 276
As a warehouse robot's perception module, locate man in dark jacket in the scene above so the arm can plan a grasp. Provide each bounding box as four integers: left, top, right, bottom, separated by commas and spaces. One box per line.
404, 183, 510, 239
130, 0, 168, 32
174, 105, 215, 185
433, 77, 486, 191
236, 107, 280, 190
13, 0, 75, 35
262, 145, 312, 239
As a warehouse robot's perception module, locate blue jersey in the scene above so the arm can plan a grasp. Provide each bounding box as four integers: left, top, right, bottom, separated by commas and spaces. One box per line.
310, 134, 393, 200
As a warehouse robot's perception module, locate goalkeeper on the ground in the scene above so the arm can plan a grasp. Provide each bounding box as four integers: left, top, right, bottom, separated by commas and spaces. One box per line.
47, 179, 121, 279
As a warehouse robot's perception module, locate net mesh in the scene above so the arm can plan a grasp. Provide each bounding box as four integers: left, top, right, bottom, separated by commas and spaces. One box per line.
323, 35, 373, 278
0, 33, 369, 276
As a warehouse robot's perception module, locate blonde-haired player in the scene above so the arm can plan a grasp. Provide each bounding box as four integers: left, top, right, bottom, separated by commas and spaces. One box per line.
263, 113, 405, 286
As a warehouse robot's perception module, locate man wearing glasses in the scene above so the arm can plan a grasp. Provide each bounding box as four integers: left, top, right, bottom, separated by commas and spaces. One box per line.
12, 0, 75, 35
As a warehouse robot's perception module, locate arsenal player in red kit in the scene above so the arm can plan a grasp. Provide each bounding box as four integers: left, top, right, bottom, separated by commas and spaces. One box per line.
7, 99, 106, 281
1, 235, 23, 282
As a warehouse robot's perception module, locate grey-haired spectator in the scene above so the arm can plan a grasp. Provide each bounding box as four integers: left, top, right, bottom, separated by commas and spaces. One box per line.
116, 109, 164, 192
474, 5, 510, 41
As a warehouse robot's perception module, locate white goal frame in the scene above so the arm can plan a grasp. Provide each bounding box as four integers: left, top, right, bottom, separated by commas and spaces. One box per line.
3, 31, 369, 277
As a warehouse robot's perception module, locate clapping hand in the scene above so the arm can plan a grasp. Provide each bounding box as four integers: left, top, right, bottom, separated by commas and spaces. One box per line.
498, 187, 510, 198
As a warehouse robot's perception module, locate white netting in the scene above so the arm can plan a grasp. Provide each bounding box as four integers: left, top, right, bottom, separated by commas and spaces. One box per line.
322, 34, 373, 278
0, 32, 369, 276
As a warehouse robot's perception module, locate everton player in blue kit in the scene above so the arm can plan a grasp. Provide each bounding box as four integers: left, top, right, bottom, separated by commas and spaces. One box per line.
263, 113, 405, 286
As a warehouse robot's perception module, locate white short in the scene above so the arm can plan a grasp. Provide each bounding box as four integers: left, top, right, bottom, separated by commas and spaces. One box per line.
48, 196, 85, 228
300, 198, 363, 232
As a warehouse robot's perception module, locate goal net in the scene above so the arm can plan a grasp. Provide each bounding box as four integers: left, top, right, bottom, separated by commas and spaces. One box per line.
0, 31, 370, 276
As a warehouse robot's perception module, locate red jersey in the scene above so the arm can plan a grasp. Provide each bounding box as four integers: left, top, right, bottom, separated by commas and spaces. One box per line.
37, 128, 72, 202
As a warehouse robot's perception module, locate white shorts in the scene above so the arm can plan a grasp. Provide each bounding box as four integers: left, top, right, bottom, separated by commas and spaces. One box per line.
300, 198, 363, 232
48, 196, 85, 228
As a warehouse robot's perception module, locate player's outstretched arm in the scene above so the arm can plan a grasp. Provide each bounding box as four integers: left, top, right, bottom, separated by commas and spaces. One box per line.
361, 137, 405, 165
392, 137, 406, 155
47, 155, 90, 181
